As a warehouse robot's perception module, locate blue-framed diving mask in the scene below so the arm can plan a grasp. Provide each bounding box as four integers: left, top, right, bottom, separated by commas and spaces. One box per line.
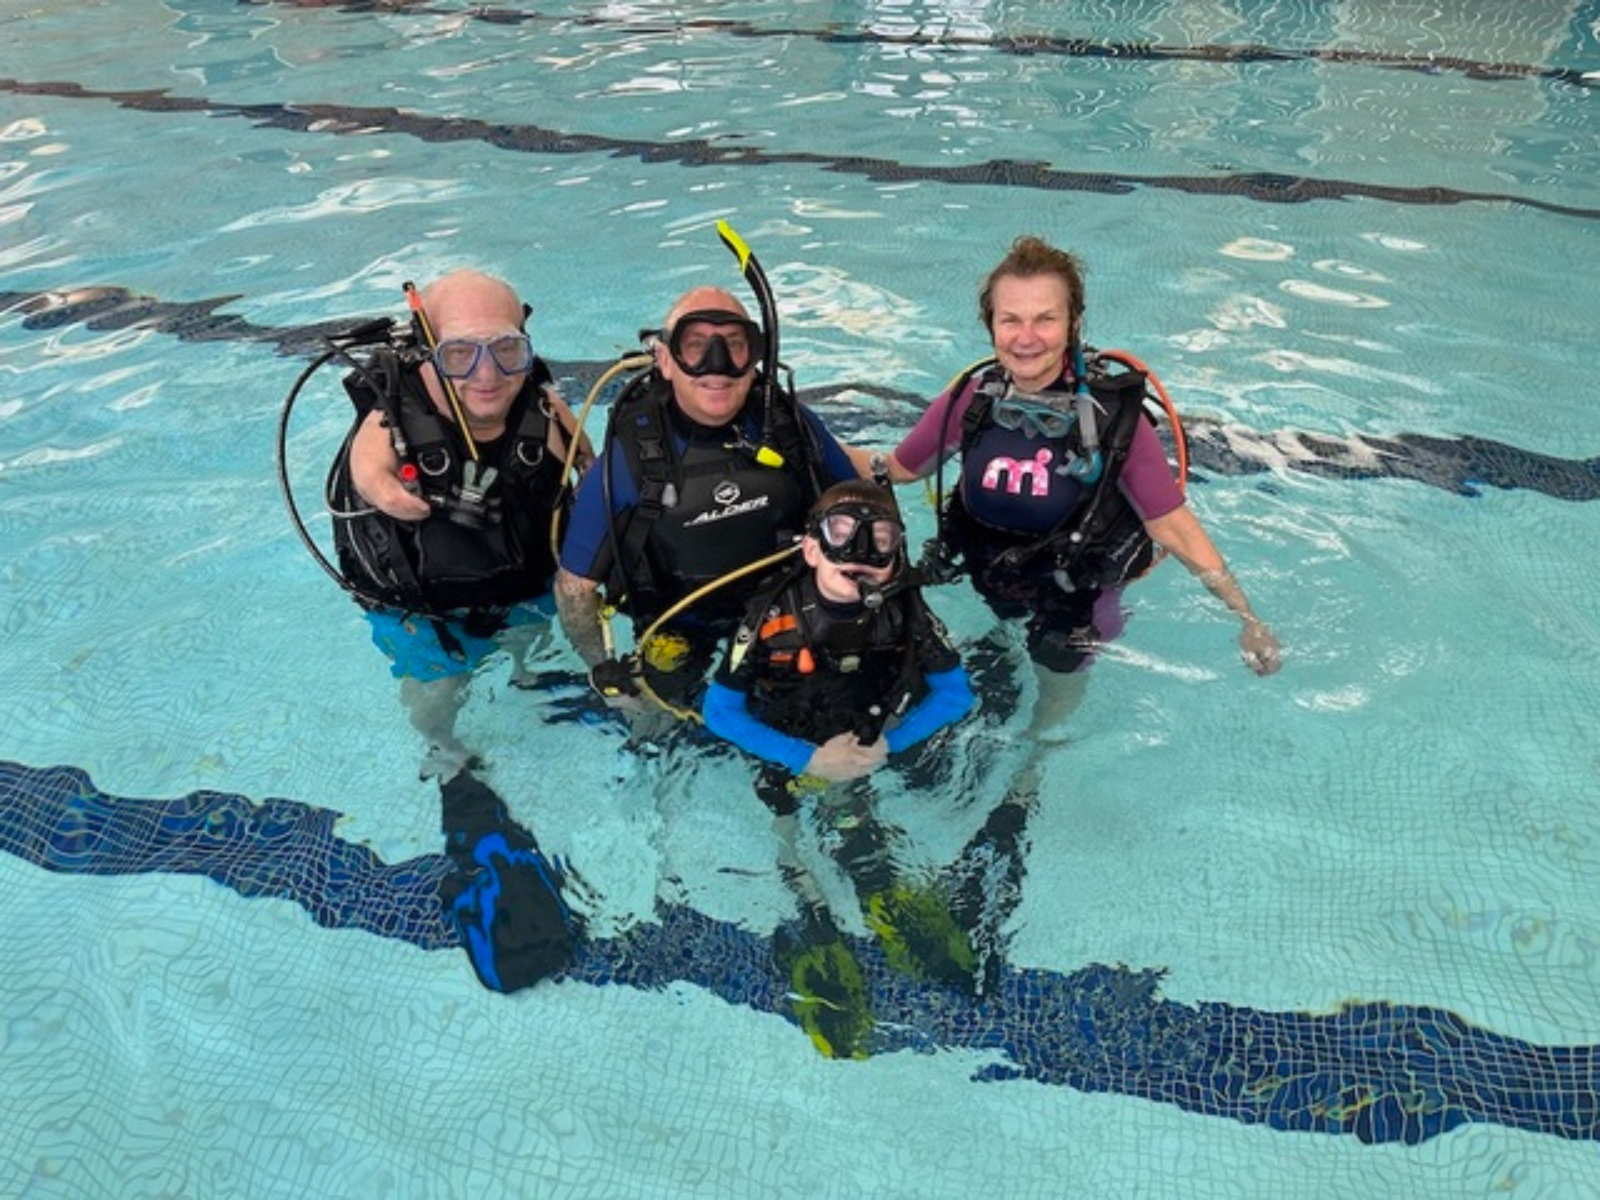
431, 334, 535, 380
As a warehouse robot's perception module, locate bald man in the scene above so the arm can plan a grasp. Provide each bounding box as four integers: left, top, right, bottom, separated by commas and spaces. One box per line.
554, 286, 857, 713
333, 269, 591, 773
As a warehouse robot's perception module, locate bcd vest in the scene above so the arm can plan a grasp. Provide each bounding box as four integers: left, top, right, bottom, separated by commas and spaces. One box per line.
328, 351, 568, 616
603, 373, 823, 625
737, 570, 928, 744
946, 362, 1156, 591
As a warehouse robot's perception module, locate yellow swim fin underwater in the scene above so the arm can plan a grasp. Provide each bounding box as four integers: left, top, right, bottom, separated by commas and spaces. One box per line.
777, 920, 875, 1060
864, 881, 977, 992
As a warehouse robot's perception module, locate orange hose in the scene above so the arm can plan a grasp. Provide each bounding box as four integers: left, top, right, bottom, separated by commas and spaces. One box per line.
1096, 348, 1188, 497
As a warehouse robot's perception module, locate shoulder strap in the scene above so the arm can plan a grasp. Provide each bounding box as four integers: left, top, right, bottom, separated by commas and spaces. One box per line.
933, 359, 1001, 547
849, 586, 924, 742
502, 367, 555, 476
725, 559, 810, 675
1047, 360, 1154, 574
601, 372, 678, 605
337, 346, 457, 484
1085, 362, 1150, 456
764, 376, 827, 504
956, 363, 1007, 447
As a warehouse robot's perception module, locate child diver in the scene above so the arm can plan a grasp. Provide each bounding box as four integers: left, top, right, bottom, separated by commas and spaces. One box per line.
702, 480, 977, 1058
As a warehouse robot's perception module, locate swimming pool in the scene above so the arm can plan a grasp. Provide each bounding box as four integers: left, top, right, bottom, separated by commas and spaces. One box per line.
3, 0, 1598, 1195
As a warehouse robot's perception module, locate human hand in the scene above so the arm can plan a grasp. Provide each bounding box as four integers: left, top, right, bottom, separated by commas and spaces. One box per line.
1240, 620, 1282, 676
803, 732, 889, 783
367, 470, 432, 521
589, 656, 644, 709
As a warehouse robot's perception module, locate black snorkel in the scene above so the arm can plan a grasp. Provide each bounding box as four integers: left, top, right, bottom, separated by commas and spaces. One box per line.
715, 220, 787, 470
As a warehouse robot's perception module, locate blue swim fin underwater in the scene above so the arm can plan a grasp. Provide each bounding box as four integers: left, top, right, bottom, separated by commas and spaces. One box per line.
438, 769, 582, 993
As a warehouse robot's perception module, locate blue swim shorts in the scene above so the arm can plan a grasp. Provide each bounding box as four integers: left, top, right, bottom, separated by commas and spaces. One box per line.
366, 596, 554, 682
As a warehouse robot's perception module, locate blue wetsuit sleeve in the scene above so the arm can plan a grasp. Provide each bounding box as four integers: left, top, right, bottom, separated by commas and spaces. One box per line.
702, 681, 817, 776
559, 450, 640, 578
798, 406, 860, 485
884, 666, 974, 755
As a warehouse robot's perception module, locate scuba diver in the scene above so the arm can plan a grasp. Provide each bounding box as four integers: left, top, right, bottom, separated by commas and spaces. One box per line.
701, 480, 978, 1059
324, 270, 592, 777
553, 276, 857, 720
702, 480, 972, 789
854, 235, 1281, 736
279, 269, 592, 993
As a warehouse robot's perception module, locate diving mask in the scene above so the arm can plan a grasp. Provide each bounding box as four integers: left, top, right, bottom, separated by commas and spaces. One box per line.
432, 334, 534, 380
812, 503, 905, 569
665, 309, 764, 378
991, 389, 1076, 440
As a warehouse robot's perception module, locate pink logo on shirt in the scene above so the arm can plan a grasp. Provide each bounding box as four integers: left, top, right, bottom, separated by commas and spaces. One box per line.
982, 448, 1054, 496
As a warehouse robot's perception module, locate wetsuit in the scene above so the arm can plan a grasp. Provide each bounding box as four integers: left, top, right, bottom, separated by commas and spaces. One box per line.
559, 375, 856, 698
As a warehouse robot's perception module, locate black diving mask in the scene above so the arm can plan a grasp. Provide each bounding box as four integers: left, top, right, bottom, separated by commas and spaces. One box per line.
665, 309, 764, 378
812, 503, 905, 569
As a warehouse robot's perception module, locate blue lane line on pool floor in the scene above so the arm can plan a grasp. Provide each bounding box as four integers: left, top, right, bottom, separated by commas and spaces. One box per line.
2, 758, 1596, 1147
2, 76, 1596, 222
267, 3, 1597, 91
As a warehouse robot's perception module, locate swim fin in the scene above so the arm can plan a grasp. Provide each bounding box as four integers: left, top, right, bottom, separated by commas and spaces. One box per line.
864, 880, 978, 993
774, 908, 874, 1060
439, 770, 580, 993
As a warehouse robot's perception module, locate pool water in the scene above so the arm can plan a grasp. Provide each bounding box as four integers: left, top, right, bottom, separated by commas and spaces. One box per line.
2, 2, 1598, 1196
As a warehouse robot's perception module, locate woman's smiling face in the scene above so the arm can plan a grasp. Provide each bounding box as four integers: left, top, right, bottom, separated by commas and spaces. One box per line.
989, 272, 1074, 394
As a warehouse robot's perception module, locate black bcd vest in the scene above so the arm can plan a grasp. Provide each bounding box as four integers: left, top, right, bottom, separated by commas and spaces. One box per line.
941, 358, 1160, 591
735, 566, 932, 744
326, 349, 568, 616
600, 372, 825, 625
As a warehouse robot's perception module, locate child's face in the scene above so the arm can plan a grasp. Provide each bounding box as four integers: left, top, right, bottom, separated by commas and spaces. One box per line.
802, 535, 897, 603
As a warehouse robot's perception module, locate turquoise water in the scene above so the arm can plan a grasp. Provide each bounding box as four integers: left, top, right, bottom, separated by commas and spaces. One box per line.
3, 2, 1599, 1197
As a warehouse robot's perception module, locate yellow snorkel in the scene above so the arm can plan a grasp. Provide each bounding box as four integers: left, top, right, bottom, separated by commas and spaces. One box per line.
405, 280, 481, 463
